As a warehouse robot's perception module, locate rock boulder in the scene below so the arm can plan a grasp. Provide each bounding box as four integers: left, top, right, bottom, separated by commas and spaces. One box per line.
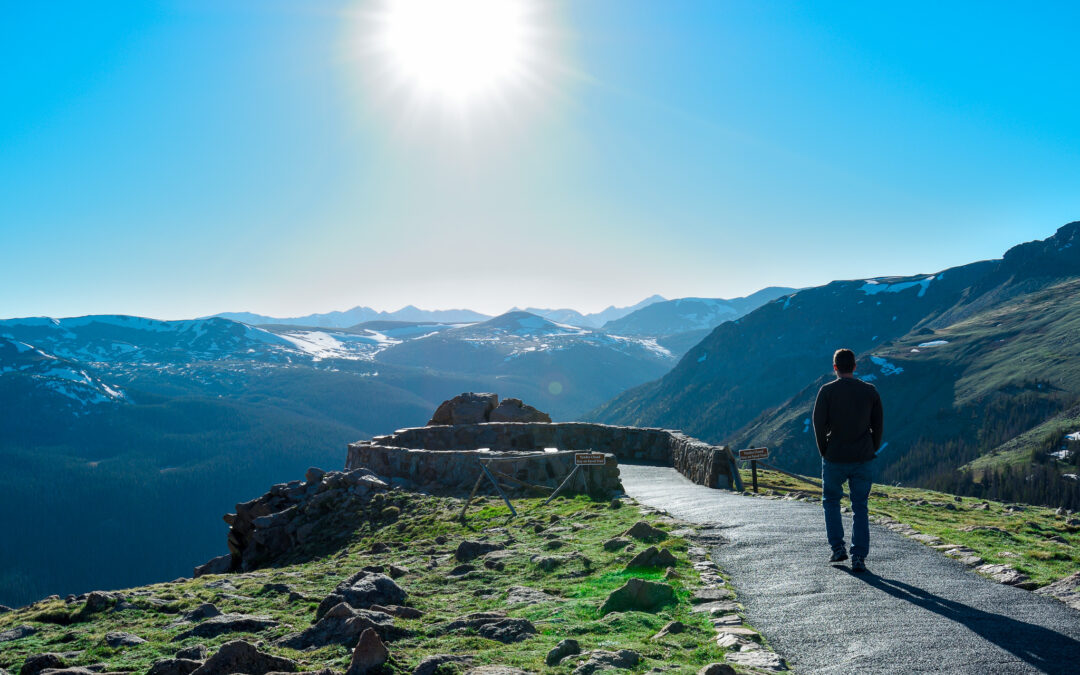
489, 398, 551, 423
428, 393, 499, 426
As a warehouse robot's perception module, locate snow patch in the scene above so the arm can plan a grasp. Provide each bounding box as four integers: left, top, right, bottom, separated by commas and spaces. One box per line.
858, 275, 937, 298
697, 352, 708, 363
917, 340, 949, 348
870, 355, 904, 376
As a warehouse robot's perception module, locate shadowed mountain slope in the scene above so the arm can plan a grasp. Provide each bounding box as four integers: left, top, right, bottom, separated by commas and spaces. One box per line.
592, 222, 1080, 506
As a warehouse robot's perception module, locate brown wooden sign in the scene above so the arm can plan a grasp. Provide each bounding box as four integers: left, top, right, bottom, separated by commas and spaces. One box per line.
575, 452, 607, 466
739, 447, 770, 461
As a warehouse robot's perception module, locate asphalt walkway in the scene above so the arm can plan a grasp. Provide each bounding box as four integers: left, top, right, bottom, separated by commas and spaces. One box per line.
620, 465, 1080, 674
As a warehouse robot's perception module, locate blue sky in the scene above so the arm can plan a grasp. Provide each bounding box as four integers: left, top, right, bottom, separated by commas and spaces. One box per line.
2, 1, 1078, 320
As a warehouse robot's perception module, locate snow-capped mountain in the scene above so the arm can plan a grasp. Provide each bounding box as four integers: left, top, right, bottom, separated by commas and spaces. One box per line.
0, 336, 125, 409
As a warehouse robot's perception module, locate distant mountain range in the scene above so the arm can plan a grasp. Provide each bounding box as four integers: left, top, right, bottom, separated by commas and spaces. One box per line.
208, 290, 789, 351
209, 305, 491, 328
513, 295, 667, 328
591, 221, 1080, 509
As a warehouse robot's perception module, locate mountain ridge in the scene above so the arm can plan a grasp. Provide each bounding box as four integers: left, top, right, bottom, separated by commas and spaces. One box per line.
590, 221, 1080, 507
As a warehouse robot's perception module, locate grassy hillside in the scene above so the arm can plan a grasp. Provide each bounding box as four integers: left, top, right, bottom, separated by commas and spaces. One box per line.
0, 494, 772, 674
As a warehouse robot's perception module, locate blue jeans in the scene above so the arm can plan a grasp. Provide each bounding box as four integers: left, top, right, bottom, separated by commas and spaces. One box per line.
822, 458, 874, 559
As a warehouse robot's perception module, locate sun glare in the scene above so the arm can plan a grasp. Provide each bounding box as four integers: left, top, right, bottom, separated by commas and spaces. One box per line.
369, 0, 541, 112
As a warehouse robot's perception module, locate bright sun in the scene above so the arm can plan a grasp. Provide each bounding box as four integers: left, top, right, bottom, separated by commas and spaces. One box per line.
371, 0, 539, 109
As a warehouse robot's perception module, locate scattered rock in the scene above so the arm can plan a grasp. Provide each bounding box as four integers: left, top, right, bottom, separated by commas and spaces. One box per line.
546, 639, 581, 666
664, 567, 680, 580
369, 604, 423, 619
184, 604, 222, 621
173, 614, 279, 641
176, 645, 208, 661
276, 603, 402, 650
602, 537, 631, 552
626, 546, 678, 569
464, 668, 529, 675
20, 654, 67, 675
412, 655, 473, 675
692, 588, 734, 603
609, 498, 623, 509
316, 571, 408, 619
477, 618, 537, 644
439, 613, 536, 643
531, 555, 564, 572
189, 640, 296, 675
691, 600, 741, 615
147, 659, 203, 675
652, 620, 686, 640
698, 665, 736, 675
1034, 571, 1080, 611
448, 565, 476, 577
193, 555, 232, 578
571, 649, 640, 675
505, 586, 556, 606
976, 564, 1037, 590
600, 578, 676, 614
724, 651, 787, 671
456, 540, 505, 562
624, 521, 667, 542
388, 565, 409, 579
909, 534, 943, 545
83, 592, 115, 614
346, 628, 388, 675
104, 632, 146, 647
0, 625, 36, 643
305, 467, 327, 484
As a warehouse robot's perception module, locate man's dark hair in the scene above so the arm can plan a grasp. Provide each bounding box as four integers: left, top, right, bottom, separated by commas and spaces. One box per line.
833, 348, 856, 374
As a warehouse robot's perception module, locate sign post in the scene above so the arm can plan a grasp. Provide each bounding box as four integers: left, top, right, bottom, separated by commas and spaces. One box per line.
738, 447, 770, 493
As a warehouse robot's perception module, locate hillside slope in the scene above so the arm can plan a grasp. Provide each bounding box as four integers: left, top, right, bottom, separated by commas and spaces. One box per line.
592, 222, 1080, 506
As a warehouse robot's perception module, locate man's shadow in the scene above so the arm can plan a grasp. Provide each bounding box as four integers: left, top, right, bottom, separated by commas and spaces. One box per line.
842, 569, 1080, 674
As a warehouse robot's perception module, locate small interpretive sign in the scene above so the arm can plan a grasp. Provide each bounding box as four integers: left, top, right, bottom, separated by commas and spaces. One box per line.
739, 447, 770, 461
575, 452, 607, 466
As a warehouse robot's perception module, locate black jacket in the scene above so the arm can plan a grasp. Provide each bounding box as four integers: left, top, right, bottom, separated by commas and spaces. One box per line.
812, 376, 883, 463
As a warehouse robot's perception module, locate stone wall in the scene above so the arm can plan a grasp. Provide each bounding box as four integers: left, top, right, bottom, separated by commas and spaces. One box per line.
347, 422, 738, 490
348, 444, 620, 497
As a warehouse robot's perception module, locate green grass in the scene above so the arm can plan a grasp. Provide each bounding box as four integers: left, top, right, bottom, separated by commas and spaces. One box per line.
740, 468, 1080, 587
0, 495, 749, 674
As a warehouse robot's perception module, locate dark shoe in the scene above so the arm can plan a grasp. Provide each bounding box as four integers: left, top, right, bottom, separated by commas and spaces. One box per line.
829, 550, 848, 563
851, 557, 867, 573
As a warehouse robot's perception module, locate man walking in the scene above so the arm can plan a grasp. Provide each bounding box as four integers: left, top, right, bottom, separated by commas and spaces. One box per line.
812, 348, 883, 573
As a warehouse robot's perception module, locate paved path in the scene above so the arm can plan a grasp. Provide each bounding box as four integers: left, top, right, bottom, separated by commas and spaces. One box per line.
620, 465, 1080, 674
